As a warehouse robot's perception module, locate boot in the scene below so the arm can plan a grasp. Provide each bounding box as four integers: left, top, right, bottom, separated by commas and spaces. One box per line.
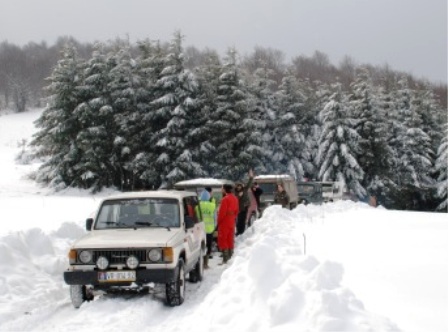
229, 249, 234, 258
203, 256, 209, 269
219, 250, 229, 265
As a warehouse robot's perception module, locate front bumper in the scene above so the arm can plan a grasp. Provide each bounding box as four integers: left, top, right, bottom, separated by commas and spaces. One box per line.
64, 268, 177, 286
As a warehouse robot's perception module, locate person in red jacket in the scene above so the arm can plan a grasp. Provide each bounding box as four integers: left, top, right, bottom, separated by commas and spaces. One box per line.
217, 183, 239, 264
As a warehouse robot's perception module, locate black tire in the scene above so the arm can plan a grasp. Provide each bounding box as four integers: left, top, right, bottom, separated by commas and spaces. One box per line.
189, 252, 204, 283
70, 285, 93, 309
166, 259, 186, 306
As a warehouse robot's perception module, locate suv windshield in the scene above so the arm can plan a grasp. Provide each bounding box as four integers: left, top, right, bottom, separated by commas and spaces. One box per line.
322, 184, 334, 193
95, 198, 180, 230
258, 183, 277, 195
298, 184, 316, 194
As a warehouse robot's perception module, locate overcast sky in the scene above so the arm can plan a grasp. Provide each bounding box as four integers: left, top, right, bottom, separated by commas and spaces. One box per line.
1, 0, 446, 83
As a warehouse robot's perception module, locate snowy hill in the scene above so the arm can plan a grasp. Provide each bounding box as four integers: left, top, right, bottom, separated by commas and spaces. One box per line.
0, 109, 447, 331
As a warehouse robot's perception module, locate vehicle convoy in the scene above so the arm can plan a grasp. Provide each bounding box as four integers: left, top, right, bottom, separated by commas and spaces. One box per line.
297, 181, 344, 204
254, 175, 299, 211
174, 178, 258, 225
63, 190, 207, 308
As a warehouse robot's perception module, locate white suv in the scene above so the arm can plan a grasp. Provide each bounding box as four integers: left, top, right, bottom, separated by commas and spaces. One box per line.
63, 190, 207, 308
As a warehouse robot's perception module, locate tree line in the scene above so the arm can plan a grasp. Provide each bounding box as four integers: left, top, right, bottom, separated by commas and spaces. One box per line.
0, 37, 95, 112
7, 33, 446, 211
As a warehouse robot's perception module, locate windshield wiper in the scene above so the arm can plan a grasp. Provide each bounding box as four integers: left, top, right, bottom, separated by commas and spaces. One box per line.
150, 221, 171, 231
134, 221, 153, 227
100, 221, 118, 225
100, 221, 131, 228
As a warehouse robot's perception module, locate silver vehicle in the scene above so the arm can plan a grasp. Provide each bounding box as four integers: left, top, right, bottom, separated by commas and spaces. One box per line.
254, 175, 299, 211
297, 181, 344, 204
63, 190, 207, 308
173, 178, 233, 205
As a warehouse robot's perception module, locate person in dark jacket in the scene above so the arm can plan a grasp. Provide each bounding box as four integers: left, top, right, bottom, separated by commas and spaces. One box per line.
235, 169, 254, 236
274, 183, 290, 209
252, 182, 263, 213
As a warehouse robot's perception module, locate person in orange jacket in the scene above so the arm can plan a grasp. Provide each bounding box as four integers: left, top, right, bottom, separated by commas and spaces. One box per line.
217, 183, 239, 264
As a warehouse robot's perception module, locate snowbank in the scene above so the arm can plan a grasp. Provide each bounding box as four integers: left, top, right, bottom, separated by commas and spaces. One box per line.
180, 205, 397, 332
0, 205, 397, 331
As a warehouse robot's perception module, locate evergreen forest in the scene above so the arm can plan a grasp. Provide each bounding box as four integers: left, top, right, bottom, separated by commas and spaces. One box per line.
1, 34, 446, 211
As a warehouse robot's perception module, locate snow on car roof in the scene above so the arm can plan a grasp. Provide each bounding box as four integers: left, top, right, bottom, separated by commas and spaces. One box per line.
174, 178, 234, 186
254, 174, 293, 180
101, 190, 194, 201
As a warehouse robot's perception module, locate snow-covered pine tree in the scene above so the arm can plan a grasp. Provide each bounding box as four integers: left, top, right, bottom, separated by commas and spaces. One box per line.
107, 42, 140, 190
415, 82, 445, 160
192, 50, 222, 176
308, 81, 332, 180
150, 32, 204, 188
350, 67, 394, 202
316, 82, 366, 198
394, 77, 434, 206
273, 73, 308, 179
73, 43, 116, 191
31, 43, 84, 189
131, 40, 167, 189
207, 48, 261, 180
246, 65, 277, 174
415, 83, 447, 210
295, 78, 321, 180
435, 123, 447, 211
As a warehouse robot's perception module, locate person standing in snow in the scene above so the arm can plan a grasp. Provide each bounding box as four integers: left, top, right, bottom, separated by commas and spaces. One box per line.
274, 183, 290, 209
199, 189, 216, 269
252, 181, 263, 213
235, 169, 254, 236
205, 187, 216, 205
217, 184, 239, 264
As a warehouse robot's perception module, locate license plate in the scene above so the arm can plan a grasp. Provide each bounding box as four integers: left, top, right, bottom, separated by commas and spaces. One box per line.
98, 271, 136, 282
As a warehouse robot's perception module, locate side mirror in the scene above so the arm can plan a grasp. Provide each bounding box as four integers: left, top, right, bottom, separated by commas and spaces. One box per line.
86, 218, 93, 231
184, 216, 195, 230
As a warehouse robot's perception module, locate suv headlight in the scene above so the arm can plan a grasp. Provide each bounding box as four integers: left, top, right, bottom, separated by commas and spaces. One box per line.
126, 255, 139, 269
148, 249, 162, 262
78, 250, 92, 264
96, 256, 109, 270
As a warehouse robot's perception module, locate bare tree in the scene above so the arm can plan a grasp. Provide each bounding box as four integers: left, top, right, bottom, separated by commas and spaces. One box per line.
241, 46, 286, 87
8, 75, 29, 112
338, 55, 358, 88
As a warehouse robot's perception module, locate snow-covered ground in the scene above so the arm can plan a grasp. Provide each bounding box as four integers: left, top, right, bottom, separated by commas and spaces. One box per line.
0, 109, 447, 331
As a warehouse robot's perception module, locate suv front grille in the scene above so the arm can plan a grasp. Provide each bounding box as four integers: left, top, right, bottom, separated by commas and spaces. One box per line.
92, 249, 147, 265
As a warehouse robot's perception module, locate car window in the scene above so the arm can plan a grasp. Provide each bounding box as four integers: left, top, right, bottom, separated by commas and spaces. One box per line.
211, 192, 223, 204
298, 184, 315, 194
258, 183, 276, 194
183, 196, 201, 223
95, 198, 180, 229
322, 184, 333, 193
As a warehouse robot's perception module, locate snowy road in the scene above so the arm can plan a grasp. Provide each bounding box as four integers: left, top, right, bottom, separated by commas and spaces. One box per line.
1, 203, 400, 332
